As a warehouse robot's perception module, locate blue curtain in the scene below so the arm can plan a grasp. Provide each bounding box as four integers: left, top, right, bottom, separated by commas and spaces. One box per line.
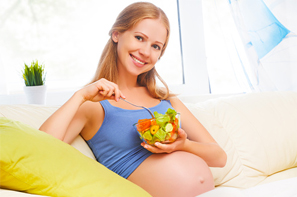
229, 0, 297, 91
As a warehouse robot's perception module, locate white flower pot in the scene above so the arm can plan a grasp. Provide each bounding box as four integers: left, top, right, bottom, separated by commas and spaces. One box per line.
23, 85, 47, 105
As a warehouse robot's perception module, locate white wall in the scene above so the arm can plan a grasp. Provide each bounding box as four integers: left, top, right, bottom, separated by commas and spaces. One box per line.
0, 90, 75, 106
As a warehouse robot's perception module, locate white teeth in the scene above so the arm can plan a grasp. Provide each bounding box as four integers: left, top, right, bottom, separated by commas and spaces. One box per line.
131, 55, 145, 65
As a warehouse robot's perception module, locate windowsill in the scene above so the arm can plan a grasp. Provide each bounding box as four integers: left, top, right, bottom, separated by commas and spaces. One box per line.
0, 89, 77, 106
1, 86, 243, 106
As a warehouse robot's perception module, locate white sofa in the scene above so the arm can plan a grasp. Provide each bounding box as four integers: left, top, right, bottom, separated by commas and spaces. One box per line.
1, 91, 297, 196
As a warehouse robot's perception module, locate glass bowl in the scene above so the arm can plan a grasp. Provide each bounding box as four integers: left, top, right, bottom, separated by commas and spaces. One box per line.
134, 113, 180, 146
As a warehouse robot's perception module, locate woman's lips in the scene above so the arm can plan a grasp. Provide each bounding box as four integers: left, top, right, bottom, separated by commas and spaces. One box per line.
130, 54, 146, 66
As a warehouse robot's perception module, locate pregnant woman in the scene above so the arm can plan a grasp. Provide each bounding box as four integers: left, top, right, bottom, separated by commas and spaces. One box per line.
40, 2, 227, 196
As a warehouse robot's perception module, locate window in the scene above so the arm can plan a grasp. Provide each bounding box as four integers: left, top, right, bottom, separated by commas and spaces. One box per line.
2, 0, 248, 105
0, 0, 183, 94
201, 0, 249, 94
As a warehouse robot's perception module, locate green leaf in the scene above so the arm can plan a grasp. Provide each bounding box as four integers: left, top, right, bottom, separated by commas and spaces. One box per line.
22, 60, 46, 86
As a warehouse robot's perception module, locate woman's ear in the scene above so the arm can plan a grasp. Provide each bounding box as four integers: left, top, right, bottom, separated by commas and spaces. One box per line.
112, 31, 119, 43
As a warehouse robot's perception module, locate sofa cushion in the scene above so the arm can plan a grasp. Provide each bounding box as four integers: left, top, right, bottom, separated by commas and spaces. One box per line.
0, 104, 96, 160
185, 91, 297, 188
0, 189, 48, 197
0, 104, 58, 129
0, 117, 151, 197
198, 176, 297, 197
242, 176, 297, 197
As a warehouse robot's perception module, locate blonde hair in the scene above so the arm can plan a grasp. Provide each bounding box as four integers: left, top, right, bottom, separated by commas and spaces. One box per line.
90, 2, 171, 99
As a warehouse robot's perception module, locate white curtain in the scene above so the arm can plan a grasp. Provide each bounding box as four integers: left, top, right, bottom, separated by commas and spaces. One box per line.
229, 0, 297, 91
0, 55, 8, 94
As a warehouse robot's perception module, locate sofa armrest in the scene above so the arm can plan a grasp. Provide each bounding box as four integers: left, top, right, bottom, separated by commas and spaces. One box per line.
0, 104, 96, 160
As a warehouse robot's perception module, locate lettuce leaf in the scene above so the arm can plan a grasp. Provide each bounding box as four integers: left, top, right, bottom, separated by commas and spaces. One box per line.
166, 108, 177, 121
154, 128, 166, 141
155, 115, 170, 127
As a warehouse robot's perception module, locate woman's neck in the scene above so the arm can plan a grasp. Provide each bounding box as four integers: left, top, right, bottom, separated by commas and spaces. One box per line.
117, 72, 139, 90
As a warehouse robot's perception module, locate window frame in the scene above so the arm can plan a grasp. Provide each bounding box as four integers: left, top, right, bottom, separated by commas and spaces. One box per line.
169, 0, 210, 95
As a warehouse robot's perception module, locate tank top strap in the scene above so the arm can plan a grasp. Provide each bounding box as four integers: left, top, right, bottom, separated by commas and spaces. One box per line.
99, 99, 129, 113
164, 99, 171, 105
99, 100, 113, 112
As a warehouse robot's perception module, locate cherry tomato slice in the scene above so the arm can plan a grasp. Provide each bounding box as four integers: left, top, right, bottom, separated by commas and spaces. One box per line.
137, 119, 151, 132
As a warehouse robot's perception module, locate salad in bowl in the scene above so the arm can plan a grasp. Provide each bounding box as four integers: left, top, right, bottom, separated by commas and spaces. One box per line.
134, 108, 180, 146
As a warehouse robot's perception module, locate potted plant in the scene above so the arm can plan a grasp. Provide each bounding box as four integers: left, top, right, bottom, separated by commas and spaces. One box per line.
22, 60, 47, 104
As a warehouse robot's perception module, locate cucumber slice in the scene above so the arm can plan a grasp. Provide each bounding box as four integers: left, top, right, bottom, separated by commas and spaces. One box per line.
164, 123, 173, 132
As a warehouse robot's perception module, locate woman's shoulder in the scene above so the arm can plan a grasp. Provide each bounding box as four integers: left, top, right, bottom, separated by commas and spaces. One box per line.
166, 95, 180, 103
166, 96, 187, 110
80, 101, 103, 117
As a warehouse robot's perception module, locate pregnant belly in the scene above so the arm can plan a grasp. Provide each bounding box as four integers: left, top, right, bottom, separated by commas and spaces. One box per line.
127, 151, 214, 197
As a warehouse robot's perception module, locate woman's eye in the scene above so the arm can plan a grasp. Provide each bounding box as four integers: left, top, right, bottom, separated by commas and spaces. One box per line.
153, 44, 161, 50
135, 36, 143, 41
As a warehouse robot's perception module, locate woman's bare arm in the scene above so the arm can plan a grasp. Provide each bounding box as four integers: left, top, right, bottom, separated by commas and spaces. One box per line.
39, 78, 125, 143
39, 91, 86, 142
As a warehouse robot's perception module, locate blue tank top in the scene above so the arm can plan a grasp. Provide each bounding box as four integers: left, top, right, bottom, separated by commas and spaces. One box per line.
86, 99, 174, 178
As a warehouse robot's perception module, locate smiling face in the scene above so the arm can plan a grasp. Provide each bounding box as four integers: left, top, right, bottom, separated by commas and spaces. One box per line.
112, 18, 167, 78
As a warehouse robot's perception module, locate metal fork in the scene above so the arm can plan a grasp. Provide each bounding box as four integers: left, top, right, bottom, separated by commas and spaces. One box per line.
120, 97, 155, 118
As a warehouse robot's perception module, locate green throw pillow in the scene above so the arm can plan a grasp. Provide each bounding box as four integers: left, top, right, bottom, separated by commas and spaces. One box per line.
0, 117, 151, 197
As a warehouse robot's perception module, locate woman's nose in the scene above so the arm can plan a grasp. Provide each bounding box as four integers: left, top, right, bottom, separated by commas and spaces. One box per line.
139, 43, 151, 57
